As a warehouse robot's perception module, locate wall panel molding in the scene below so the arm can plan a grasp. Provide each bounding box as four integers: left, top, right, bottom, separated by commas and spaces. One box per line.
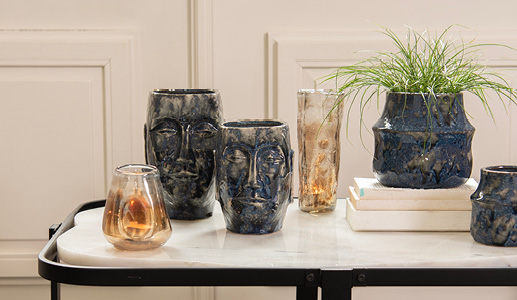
189, 0, 214, 88
193, 286, 215, 300
0, 30, 140, 175
188, 4, 217, 298
0, 30, 139, 279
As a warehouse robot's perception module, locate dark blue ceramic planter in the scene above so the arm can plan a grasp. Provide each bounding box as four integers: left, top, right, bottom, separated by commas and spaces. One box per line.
144, 89, 223, 220
471, 166, 517, 246
372, 92, 475, 189
216, 120, 294, 234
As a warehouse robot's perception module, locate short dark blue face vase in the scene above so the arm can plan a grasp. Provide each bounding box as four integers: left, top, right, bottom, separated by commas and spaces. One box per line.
216, 120, 293, 234
471, 166, 517, 246
145, 89, 223, 220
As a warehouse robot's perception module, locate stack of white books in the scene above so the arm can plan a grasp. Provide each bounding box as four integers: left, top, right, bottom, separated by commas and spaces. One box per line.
346, 178, 478, 231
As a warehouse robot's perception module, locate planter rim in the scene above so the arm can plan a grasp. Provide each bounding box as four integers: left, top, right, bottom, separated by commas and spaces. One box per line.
482, 165, 517, 174
222, 119, 286, 129
386, 91, 463, 97
152, 89, 218, 95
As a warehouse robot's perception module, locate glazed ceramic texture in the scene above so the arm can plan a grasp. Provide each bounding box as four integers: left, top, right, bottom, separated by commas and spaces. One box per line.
372, 93, 475, 189
216, 120, 293, 234
144, 89, 223, 220
471, 166, 517, 246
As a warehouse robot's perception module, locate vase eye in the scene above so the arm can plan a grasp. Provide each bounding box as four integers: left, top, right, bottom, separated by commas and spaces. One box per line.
152, 120, 180, 137
255, 146, 285, 181
156, 128, 178, 136
223, 148, 249, 164
191, 122, 217, 139
258, 148, 284, 170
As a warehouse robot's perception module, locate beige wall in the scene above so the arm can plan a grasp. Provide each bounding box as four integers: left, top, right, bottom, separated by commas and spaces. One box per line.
1, 0, 517, 299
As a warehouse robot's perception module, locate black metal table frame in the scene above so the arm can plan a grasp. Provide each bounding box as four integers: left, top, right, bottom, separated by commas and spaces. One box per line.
38, 200, 517, 300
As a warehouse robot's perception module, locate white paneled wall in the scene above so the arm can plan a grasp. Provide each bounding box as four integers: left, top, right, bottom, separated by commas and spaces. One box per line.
2, 0, 517, 299
0, 1, 189, 298
0, 30, 141, 299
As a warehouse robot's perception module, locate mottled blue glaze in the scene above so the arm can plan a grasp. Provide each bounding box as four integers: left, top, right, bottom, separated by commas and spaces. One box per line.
216, 120, 293, 234
471, 166, 517, 246
145, 89, 223, 220
372, 93, 475, 189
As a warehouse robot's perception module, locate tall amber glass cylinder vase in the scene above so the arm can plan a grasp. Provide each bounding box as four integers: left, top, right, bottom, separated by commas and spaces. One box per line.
297, 89, 344, 213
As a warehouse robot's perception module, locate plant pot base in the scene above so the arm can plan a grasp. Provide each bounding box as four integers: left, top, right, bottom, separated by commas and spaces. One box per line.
373, 130, 473, 189
166, 205, 214, 220
375, 172, 469, 189
372, 93, 474, 189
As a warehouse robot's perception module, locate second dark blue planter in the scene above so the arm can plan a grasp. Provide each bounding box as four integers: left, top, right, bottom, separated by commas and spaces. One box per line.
372, 93, 475, 189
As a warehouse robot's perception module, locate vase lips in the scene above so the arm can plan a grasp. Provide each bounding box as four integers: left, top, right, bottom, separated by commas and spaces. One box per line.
169, 170, 199, 180
231, 197, 269, 204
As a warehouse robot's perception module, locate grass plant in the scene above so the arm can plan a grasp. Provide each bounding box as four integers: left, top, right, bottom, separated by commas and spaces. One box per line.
322, 25, 517, 143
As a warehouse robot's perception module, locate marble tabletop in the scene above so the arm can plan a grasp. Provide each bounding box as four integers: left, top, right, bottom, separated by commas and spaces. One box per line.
57, 199, 517, 269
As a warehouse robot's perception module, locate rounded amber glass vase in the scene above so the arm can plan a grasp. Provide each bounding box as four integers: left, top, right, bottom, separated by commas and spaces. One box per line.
102, 164, 172, 250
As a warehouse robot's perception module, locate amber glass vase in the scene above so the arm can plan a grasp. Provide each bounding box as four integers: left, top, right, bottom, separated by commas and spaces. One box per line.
102, 164, 172, 250
297, 89, 344, 213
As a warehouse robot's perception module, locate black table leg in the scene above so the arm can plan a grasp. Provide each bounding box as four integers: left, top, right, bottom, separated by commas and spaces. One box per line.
296, 286, 318, 300
321, 269, 352, 300
51, 281, 61, 300
49, 224, 62, 300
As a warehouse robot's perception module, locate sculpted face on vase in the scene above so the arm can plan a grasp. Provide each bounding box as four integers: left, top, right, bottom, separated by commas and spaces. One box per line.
145, 89, 223, 220
216, 120, 293, 234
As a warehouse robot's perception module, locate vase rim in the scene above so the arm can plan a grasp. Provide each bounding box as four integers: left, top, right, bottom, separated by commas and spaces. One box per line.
152, 89, 218, 95
482, 165, 517, 174
115, 164, 158, 176
222, 119, 286, 129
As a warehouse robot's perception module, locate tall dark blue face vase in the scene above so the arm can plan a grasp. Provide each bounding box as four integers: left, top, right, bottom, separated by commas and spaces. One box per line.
216, 120, 294, 234
471, 166, 517, 246
372, 92, 475, 189
144, 89, 223, 220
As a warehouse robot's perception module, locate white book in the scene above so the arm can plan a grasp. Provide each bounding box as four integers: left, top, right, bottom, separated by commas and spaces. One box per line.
354, 178, 478, 200
349, 186, 472, 211
345, 198, 471, 232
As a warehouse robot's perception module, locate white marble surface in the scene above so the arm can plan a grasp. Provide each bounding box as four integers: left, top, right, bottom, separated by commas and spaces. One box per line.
57, 199, 517, 269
